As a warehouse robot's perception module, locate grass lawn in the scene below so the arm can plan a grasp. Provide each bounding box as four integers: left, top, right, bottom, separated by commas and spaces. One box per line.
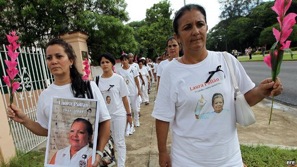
1, 146, 297, 167
241, 145, 297, 167
237, 51, 297, 62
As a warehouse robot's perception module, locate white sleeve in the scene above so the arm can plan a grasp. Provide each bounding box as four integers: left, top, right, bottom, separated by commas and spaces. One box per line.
152, 66, 177, 122
90, 81, 111, 123
119, 76, 129, 97
132, 67, 139, 77
36, 93, 49, 129
157, 62, 163, 77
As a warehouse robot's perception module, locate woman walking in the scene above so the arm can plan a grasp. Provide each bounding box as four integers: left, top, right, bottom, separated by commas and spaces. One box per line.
97, 53, 132, 167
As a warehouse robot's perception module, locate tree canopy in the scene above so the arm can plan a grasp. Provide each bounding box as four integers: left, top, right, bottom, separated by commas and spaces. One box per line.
128, 0, 173, 59
1, 0, 296, 63
207, 0, 297, 53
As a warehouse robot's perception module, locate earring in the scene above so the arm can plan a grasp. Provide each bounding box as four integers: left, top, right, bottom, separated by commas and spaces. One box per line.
70, 65, 72, 68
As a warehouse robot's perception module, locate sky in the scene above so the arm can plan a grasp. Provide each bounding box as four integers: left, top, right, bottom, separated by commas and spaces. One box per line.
125, 0, 221, 30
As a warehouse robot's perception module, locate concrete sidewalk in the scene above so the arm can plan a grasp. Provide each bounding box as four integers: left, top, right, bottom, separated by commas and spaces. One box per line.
125, 85, 297, 167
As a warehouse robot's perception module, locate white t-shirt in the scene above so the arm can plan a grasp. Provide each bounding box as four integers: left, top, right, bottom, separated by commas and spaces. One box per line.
130, 62, 140, 73
139, 66, 149, 86
152, 51, 255, 166
37, 82, 111, 129
156, 59, 170, 77
153, 63, 158, 74
54, 145, 92, 166
117, 66, 139, 96
98, 73, 129, 117
146, 65, 152, 74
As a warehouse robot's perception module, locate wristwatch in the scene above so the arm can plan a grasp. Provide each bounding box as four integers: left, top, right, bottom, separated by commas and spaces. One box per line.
126, 113, 132, 116
96, 150, 103, 158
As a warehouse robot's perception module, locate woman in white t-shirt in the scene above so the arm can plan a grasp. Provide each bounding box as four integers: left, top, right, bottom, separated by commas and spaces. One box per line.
97, 53, 132, 167
7, 38, 111, 167
152, 4, 283, 167
138, 59, 150, 105
156, 36, 180, 92
117, 54, 142, 127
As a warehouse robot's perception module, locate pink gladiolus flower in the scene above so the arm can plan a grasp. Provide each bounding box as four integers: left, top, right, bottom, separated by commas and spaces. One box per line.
83, 59, 89, 65
272, 28, 281, 42
280, 28, 293, 45
5, 60, 18, 69
12, 82, 20, 93
281, 40, 291, 50
3, 76, 11, 86
6, 34, 19, 44
266, 0, 296, 125
82, 58, 91, 80
82, 75, 89, 81
6, 68, 19, 79
264, 55, 272, 68
10, 31, 17, 36
7, 50, 19, 61
272, 0, 292, 18
281, 13, 297, 30
2, 30, 21, 104
84, 69, 91, 75
6, 43, 20, 52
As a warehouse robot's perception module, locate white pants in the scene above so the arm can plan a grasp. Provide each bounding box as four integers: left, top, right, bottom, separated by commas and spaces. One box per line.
111, 115, 127, 167
141, 80, 149, 103
128, 95, 140, 121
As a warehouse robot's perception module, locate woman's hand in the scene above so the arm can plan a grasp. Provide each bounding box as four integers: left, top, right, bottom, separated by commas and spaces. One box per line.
159, 152, 171, 167
92, 154, 102, 167
259, 77, 283, 97
127, 115, 132, 124
7, 103, 28, 123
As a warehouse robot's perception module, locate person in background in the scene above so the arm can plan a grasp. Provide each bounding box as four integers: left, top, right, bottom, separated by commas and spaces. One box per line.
261, 45, 266, 57
128, 53, 144, 118
7, 38, 111, 167
153, 57, 161, 84
248, 46, 253, 59
138, 58, 150, 105
144, 57, 153, 94
117, 54, 142, 128
152, 4, 283, 167
156, 37, 180, 92
147, 58, 155, 84
97, 53, 132, 167
50, 118, 94, 167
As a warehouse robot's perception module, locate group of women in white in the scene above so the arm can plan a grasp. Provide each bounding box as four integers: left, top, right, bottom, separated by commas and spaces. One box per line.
96, 52, 159, 167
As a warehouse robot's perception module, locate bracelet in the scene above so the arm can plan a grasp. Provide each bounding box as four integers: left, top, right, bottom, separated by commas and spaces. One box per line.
96, 150, 103, 158
126, 113, 132, 116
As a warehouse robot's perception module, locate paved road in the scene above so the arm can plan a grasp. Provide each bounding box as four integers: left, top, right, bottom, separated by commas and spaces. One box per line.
241, 61, 297, 107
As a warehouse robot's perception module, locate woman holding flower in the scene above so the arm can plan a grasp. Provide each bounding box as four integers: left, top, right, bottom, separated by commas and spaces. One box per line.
152, 4, 283, 167
6, 38, 111, 167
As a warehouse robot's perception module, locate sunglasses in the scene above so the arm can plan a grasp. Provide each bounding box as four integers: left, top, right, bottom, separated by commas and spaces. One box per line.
167, 44, 178, 48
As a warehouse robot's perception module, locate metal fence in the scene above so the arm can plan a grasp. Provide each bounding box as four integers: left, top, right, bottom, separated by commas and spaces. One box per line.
0, 45, 54, 153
